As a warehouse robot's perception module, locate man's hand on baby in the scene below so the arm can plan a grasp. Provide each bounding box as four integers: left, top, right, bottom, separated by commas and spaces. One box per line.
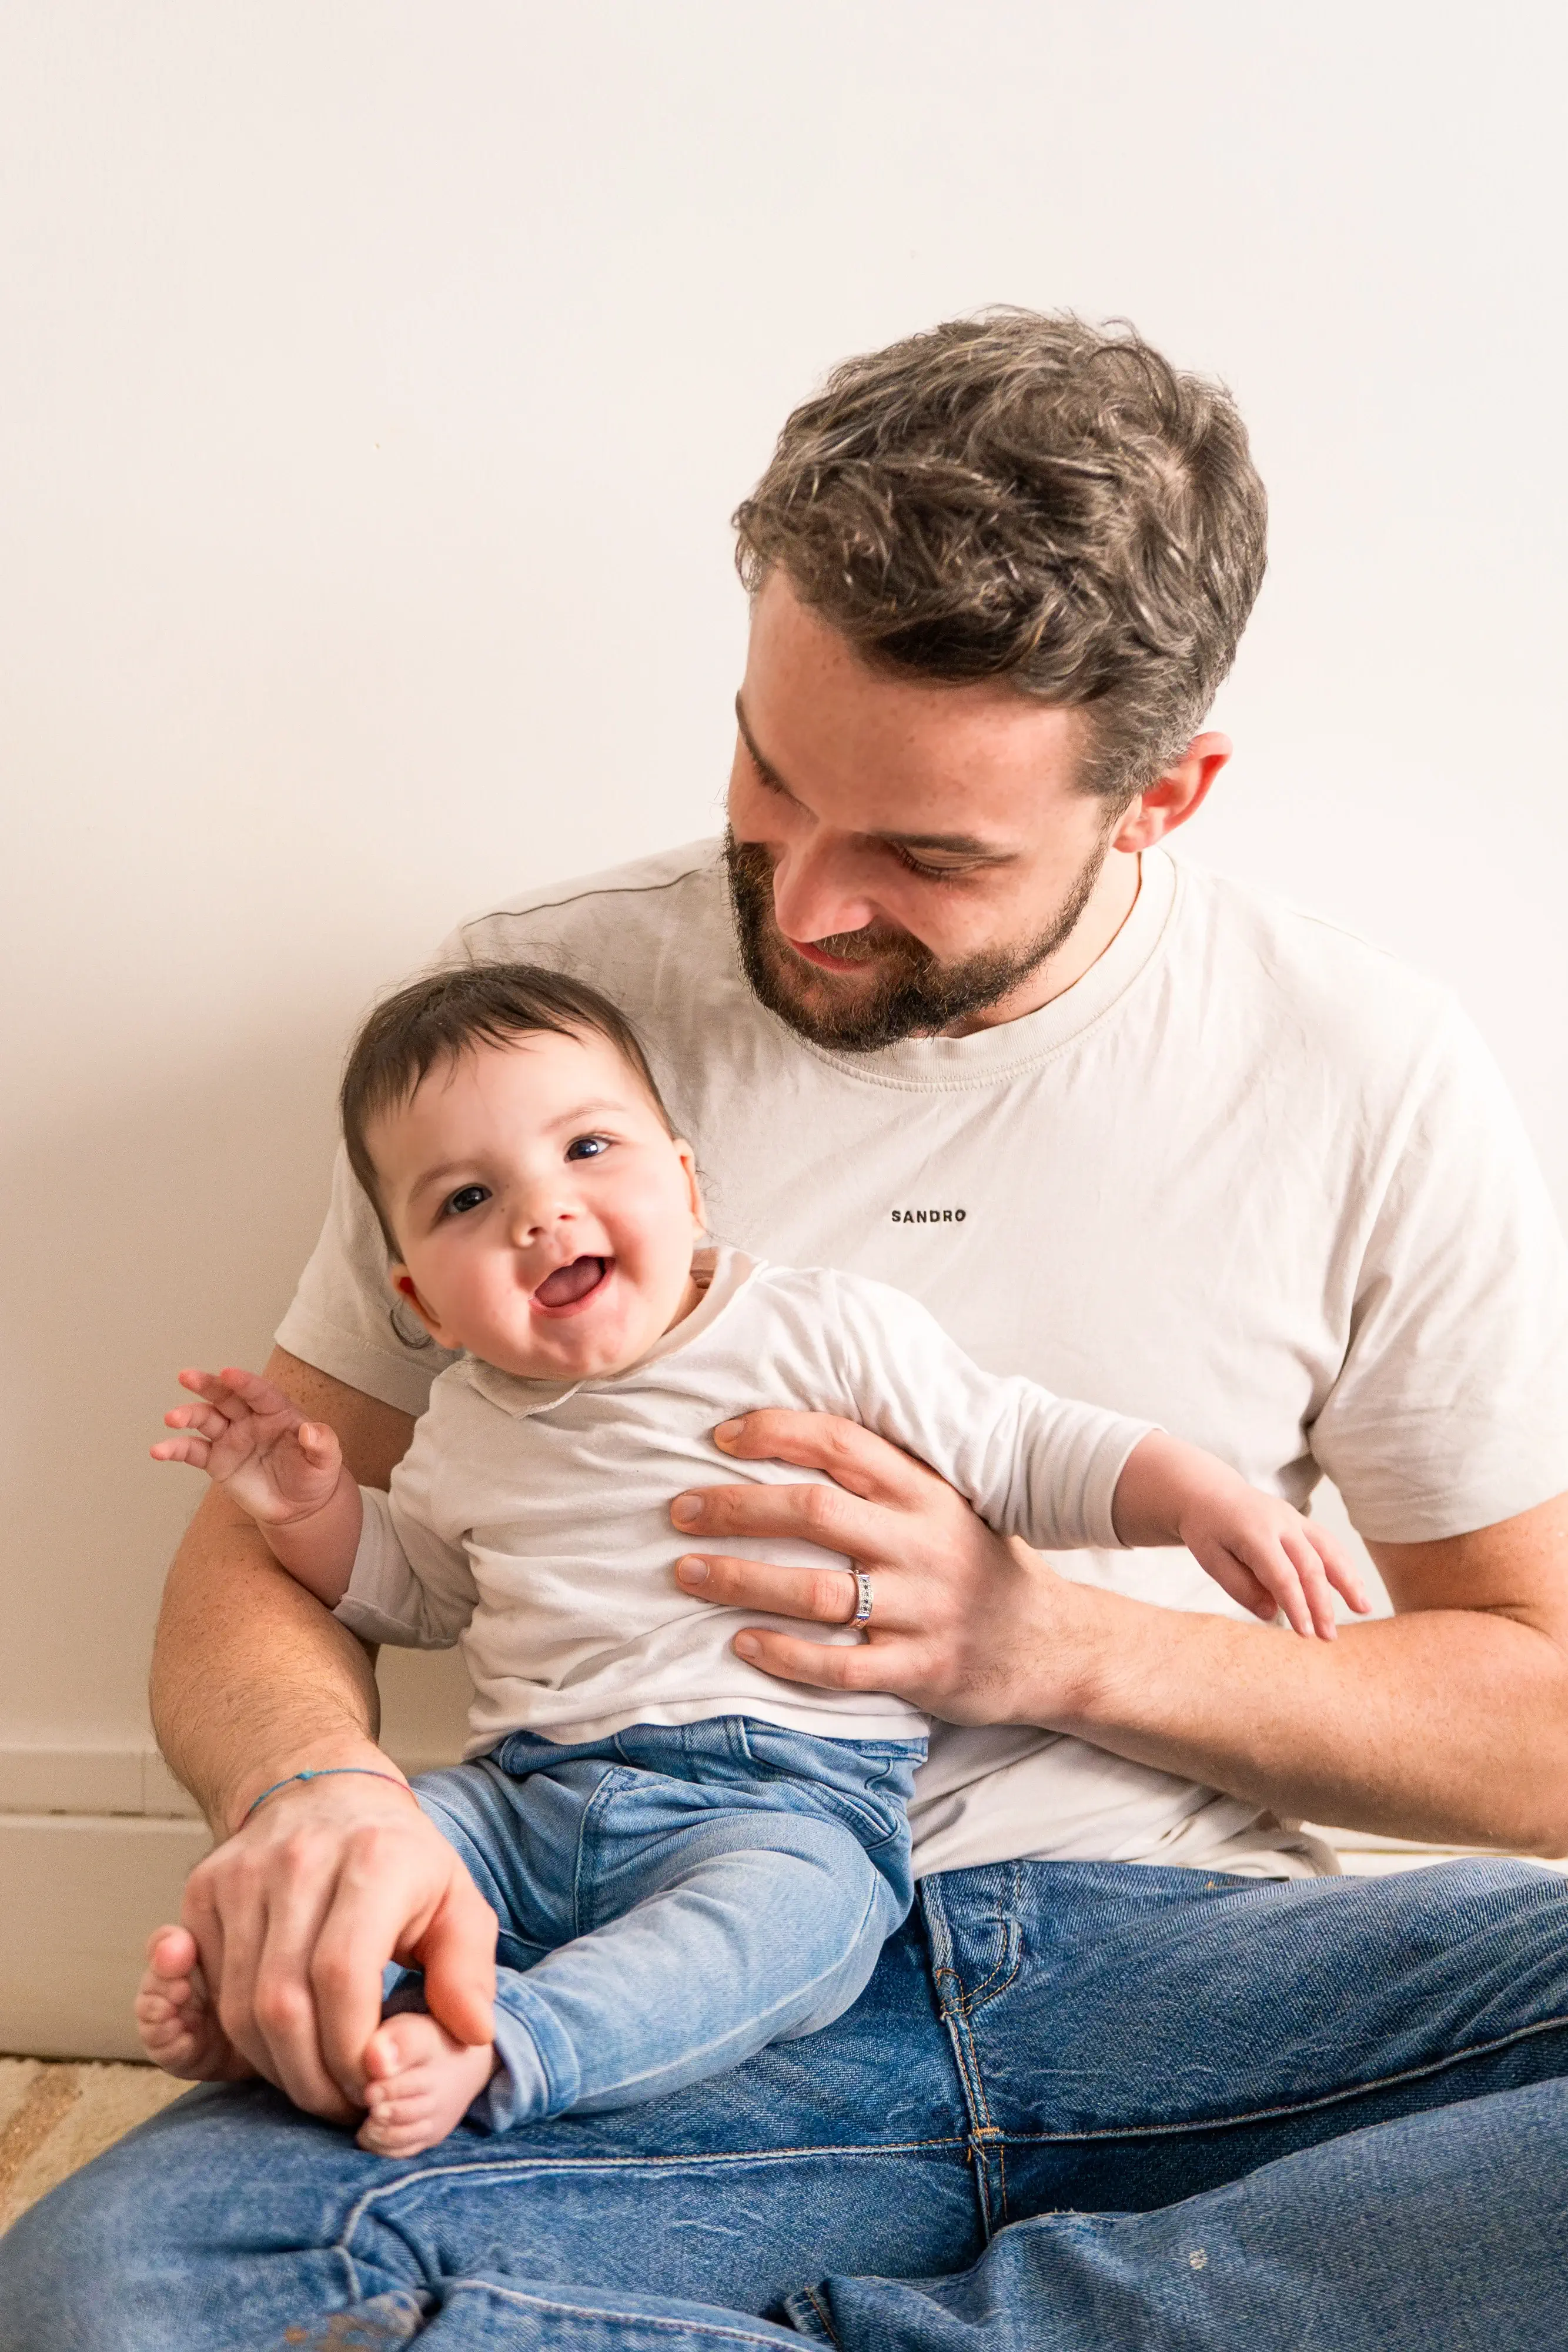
137, 1917, 497, 2155
151, 1365, 345, 1526
170, 1767, 499, 2126
673, 1414, 1371, 1734
1113, 1431, 1370, 1639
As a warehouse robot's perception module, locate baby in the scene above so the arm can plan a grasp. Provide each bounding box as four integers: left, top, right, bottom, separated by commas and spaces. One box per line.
140, 962, 1365, 2156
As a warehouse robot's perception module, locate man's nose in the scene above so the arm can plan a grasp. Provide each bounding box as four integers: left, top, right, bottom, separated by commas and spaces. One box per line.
768, 835, 878, 945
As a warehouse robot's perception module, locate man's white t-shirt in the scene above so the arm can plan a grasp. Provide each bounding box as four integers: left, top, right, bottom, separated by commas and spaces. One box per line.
337, 1245, 1151, 1753
279, 841, 1568, 1880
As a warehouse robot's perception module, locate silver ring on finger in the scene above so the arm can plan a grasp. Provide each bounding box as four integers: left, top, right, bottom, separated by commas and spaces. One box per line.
850, 1570, 874, 1629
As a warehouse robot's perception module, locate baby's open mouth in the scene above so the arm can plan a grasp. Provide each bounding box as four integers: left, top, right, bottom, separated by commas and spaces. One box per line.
533, 1255, 610, 1311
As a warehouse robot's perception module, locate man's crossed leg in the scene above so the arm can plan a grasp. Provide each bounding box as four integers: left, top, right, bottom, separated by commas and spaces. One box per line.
3, 1857, 1566, 2351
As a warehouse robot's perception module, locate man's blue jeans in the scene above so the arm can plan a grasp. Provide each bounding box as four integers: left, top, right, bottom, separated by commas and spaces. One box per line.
400, 1721, 922, 2129
4, 1857, 1567, 2348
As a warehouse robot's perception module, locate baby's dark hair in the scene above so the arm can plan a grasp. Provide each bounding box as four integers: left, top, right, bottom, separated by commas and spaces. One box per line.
341, 961, 676, 1254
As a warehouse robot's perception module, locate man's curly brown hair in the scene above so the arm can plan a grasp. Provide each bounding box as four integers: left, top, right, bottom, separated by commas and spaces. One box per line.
733, 309, 1267, 799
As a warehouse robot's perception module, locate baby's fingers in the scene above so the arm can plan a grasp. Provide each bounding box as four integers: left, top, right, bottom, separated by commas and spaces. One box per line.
1274, 1531, 1340, 1641
1246, 1555, 1317, 1638
175, 1366, 290, 1423
163, 1402, 229, 1443
150, 1430, 212, 1468
216, 1364, 302, 1419
1197, 1546, 1288, 1625
175, 1368, 250, 1417
296, 1421, 343, 1472
1309, 1526, 1372, 1616
151, 1433, 212, 1470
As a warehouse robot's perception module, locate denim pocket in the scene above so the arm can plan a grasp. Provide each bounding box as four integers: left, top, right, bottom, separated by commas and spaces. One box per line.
739, 1724, 921, 1856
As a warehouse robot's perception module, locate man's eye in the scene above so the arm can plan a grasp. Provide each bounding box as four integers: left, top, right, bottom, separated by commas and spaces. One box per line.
565, 1135, 610, 1161
891, 846, 976, 882
443, 1185, 490, 1217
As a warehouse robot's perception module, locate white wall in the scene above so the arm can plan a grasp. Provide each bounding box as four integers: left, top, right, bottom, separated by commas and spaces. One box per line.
2, 1, 1564, 2042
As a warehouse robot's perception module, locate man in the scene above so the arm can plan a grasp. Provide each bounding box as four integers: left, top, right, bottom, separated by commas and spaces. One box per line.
6, 310, 1568, 2347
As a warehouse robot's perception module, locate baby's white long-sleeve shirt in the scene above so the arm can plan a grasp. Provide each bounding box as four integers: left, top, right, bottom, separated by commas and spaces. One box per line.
336, 1247, 1153, 1752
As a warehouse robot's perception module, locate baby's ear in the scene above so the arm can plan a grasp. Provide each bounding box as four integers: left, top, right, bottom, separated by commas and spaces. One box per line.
391, 1267, 445, 1341
674, 1140, 706, 1232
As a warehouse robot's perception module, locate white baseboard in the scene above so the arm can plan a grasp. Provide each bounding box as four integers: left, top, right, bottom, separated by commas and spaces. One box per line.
0, 1744, 203, 1820
0, 1743, 463, 2060
0, 1814, 213, 2060
0, 1742, 465, 1822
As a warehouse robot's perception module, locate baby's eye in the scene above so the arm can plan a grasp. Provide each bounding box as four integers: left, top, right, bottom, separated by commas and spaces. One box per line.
442, 1184, 491, 1217
565, 1135, 610, 1162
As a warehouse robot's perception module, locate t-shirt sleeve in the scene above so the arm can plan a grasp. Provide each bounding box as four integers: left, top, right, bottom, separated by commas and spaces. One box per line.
828, 1274, 1154, 1549
275, 1144, 462, 1417
1308, 1005, 1568, 1542
332, 1423, 479, 1651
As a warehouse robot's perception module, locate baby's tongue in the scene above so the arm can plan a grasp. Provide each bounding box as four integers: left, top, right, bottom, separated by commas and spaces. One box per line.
534, 1255, 607, 1309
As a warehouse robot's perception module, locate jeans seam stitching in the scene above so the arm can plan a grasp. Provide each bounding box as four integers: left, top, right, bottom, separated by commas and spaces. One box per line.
998, 2010, 1568, 2143
444, 2276, 813, 2341
962, 1920, 1024, 2013
333, 2137, 974, 2247
933, 1972, 1004, 2237
333, 2241, 364, 2310
920, 1876, 1000, 2237
800, 2284, 840, 2346
574, 1764, 626, 1937
935, 1987, 991, 2130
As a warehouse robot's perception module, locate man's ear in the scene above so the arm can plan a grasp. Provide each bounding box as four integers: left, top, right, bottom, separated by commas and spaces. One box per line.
1111, 731, 1231, 853
674, 1141, 707, 1235
392, 1266, 453, 1346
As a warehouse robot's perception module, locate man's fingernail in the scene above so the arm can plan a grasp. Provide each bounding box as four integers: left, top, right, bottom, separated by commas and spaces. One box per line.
735, 1634, 761, 1661
671, 1495, 701, 1528
714, 1419, 743, 1445
676, 1556, 708, 1585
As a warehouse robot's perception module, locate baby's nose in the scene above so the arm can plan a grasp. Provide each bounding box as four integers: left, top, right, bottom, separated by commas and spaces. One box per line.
508, 1194, 573, 1245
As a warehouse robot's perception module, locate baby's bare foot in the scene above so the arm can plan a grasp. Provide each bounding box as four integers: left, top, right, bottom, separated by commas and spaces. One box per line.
135, 1925, 254, 2083
357, 2010, 497, 2157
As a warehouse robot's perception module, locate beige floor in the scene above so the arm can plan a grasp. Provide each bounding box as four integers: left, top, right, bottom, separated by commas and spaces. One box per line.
0, 2057, 190, 2231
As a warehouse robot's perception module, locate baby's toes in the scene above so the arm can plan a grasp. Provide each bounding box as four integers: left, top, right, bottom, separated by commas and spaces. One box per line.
136, 1974, 191, 2021
357, 2104, 432, 2157
363, 2013, 442, 2082
136, 1984, 190, 2043
145, 1923, 199, 1980
139, 2012, 201, 2069
136, 2009, 180, 2055
135, 1983, 173, 2028
364, 2084, 430, 2130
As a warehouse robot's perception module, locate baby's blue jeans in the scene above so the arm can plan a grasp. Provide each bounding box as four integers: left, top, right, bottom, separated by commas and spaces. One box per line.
396, 1718, 926, 2131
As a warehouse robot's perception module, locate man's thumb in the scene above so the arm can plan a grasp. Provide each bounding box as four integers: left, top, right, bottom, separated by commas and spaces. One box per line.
414, 1885, 498, 2047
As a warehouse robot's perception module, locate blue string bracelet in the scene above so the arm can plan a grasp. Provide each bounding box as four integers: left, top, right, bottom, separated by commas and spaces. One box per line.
239, 1767, 417, 1826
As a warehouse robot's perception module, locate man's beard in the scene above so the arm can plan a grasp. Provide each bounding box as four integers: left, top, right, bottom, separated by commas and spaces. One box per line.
724, 827, 1114, 1053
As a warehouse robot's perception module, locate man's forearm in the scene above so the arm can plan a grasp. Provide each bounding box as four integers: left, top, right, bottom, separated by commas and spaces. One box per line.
151, 1345, 419, 1833
151, 1485, 388, 1836
1046, 1568, 1568, 1853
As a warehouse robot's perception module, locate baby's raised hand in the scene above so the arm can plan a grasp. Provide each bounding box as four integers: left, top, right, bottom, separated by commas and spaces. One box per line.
152, 1367, 343, 1527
